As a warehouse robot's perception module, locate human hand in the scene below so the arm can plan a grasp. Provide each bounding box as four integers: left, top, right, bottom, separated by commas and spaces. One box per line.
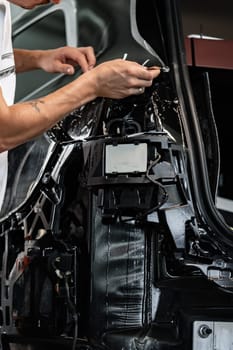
87, 59, 161, 99
38, 46, 96, 74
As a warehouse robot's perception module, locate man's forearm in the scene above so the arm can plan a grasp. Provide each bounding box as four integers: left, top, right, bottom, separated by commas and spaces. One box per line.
1, 57, 160, 152
13, 49, 44, 73
0, 71, 97, 152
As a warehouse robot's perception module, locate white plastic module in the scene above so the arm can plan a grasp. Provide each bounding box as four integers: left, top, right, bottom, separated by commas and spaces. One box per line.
105, 143, 148, 174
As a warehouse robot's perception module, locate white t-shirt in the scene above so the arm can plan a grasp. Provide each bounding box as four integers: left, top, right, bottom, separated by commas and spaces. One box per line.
0, 0, 16, 212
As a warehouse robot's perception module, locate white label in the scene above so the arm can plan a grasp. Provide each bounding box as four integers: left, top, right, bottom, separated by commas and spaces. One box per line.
105, 143, 147, 174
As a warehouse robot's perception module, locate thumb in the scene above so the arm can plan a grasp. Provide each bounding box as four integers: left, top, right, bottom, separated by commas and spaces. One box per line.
55, 62, 75, 75
63, 64, 75, 75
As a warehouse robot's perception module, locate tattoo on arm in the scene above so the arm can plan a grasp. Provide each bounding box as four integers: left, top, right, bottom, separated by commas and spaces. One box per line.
29, 99, 45, 113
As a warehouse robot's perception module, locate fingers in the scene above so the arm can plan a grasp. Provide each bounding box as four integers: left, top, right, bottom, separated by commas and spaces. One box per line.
91, 59, 161, 99
112, 59, 160, 84
57, 46, 96, 73
120, 60, 160, 89
137, 87, 145, 94
134, 63, 161, 82
58, 63, 75, 75
129, 87, 146, 96
78, 47, 96, 71
38, 46, 97, 74
146, 66, 161, 79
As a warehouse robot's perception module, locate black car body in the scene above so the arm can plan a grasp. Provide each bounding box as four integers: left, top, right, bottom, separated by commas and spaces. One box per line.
0, 0, 233, 349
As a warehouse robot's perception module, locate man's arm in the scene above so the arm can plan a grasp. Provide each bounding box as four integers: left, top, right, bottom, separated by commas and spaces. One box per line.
14, 49, 43, 73
0, 59, 160, 152
14, 46, 96, 74
0, 69, 96, 151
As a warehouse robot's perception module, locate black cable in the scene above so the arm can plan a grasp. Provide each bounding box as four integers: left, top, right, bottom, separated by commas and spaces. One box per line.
119, 153, 168, 223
